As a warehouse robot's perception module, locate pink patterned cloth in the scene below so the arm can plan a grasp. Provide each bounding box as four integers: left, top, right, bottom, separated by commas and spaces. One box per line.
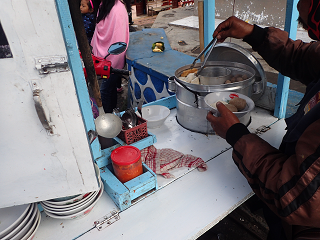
140, 145, 207, 178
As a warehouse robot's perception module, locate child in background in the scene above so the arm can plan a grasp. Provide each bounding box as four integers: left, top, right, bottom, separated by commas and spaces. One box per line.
80, 0, 95, 44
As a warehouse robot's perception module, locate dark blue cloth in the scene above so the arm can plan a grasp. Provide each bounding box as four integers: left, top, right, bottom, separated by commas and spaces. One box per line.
82, 13, 95, 44
100, 74, 120, 113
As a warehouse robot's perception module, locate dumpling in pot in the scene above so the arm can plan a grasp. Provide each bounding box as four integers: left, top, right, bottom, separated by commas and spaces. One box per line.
185, 72, 196, 83
191, 76, 200, 84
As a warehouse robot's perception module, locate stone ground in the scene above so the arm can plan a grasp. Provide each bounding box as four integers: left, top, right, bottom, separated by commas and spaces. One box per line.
115, 6, 308, 239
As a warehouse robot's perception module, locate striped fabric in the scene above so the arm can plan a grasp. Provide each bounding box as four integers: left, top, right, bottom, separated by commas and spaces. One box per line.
141, 145, 207, 178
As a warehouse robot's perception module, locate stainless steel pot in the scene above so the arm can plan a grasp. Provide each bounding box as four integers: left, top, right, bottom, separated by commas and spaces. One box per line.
199, 66, 232, 85
168, 61, 258, 134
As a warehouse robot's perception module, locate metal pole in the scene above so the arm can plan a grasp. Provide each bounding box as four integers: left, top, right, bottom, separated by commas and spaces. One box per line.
274, 0, 299, 118
203, 0, 215, 48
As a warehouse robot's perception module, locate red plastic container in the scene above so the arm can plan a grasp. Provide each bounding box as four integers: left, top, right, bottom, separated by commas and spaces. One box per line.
111, 146, 143, 183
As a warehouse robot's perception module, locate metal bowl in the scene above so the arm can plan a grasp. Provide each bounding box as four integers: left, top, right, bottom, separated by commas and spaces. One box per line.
199, 66, 232, 85
95, 113, 122, 138
174, 61, 256, 93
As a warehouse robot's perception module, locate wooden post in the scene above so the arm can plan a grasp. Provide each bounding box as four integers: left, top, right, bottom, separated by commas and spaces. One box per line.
68, 0, 102, 109
198, 0, 204, 61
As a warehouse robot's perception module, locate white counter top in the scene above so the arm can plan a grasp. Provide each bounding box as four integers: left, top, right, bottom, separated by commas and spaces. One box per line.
34, 107, 286, 240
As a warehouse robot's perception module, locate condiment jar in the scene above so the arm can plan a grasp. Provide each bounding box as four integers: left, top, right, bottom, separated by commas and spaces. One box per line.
111, 146, 143, 183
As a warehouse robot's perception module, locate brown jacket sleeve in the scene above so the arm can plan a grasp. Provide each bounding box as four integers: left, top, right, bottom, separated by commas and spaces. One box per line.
246, 26, 320, 85
229, 120, 320, 227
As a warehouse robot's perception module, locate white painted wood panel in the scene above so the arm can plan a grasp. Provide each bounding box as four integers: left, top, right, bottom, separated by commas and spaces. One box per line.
0, 0, 99, 208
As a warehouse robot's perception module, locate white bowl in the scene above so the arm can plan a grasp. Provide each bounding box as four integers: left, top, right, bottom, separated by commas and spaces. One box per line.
44, 181, 104, 220
41, 183, 100, 216
4, 203, 36, 240
0, 203, 31, 238
42, 191, 95, 209
204, 92, 255, 119
41, 191, 97, 214
22, 208, 41, 240
11, 204, 38, 240
136, 105, 170, 129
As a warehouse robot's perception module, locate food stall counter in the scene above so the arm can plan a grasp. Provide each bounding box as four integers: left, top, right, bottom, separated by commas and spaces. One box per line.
34, 105, 286, 240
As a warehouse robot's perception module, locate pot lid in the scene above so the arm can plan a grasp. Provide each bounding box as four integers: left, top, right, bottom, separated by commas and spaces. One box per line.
111, 146, 141, 166
206, 42, 266, 83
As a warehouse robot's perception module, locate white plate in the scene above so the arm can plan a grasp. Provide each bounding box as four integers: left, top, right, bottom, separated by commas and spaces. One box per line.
11, 204, 38, 240
41, 188, 99, 216
3, 203, 35, 240
0, 203, 30, 238
42, 190, 95, 209
22, 208, 41, 240
44, 181, 104, 220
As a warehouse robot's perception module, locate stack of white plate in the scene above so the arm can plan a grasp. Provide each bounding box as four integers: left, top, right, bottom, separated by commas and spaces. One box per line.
40, 164, 103, 220
0, 203, 41, 240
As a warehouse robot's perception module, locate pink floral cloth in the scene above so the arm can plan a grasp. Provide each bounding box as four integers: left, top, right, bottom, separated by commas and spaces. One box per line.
140, 145, 207, 178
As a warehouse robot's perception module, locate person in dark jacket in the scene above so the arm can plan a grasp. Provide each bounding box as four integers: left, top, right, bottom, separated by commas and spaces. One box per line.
206, 0, 320, 239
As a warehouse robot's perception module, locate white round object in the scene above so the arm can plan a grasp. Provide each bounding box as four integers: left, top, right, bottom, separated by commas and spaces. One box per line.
11, 204, 38, 240
43, 190, 95, 208
44, 181, 104, 220
22, 208, 41, 240
136, 105, 170, 129
41, 187, 99, 215
0, 203, 30, 238
204, 92, 255, 119
47, 193, 88, 206
3, 203, 35, 240
95, 113, 122, 138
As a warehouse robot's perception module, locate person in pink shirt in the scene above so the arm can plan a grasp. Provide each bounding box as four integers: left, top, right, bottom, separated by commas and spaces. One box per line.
91, 0, 130, 113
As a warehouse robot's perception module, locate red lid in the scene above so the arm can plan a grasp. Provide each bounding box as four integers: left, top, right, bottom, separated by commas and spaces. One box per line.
111, 146, 141, 166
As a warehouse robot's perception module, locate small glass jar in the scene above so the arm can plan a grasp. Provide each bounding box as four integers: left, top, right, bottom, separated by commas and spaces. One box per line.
111, 146, 143, 183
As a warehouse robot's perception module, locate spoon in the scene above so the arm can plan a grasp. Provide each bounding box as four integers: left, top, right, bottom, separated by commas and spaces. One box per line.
137, 102, 143, 120
121, 108, 136, 129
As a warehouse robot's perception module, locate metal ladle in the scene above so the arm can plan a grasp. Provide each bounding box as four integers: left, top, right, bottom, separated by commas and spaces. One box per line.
121, 108, 137, 129
94, 113, 122, 138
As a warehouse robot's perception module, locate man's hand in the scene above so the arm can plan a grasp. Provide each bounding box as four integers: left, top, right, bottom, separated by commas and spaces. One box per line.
206, 102, 240, 139
213, 16, 254, 43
